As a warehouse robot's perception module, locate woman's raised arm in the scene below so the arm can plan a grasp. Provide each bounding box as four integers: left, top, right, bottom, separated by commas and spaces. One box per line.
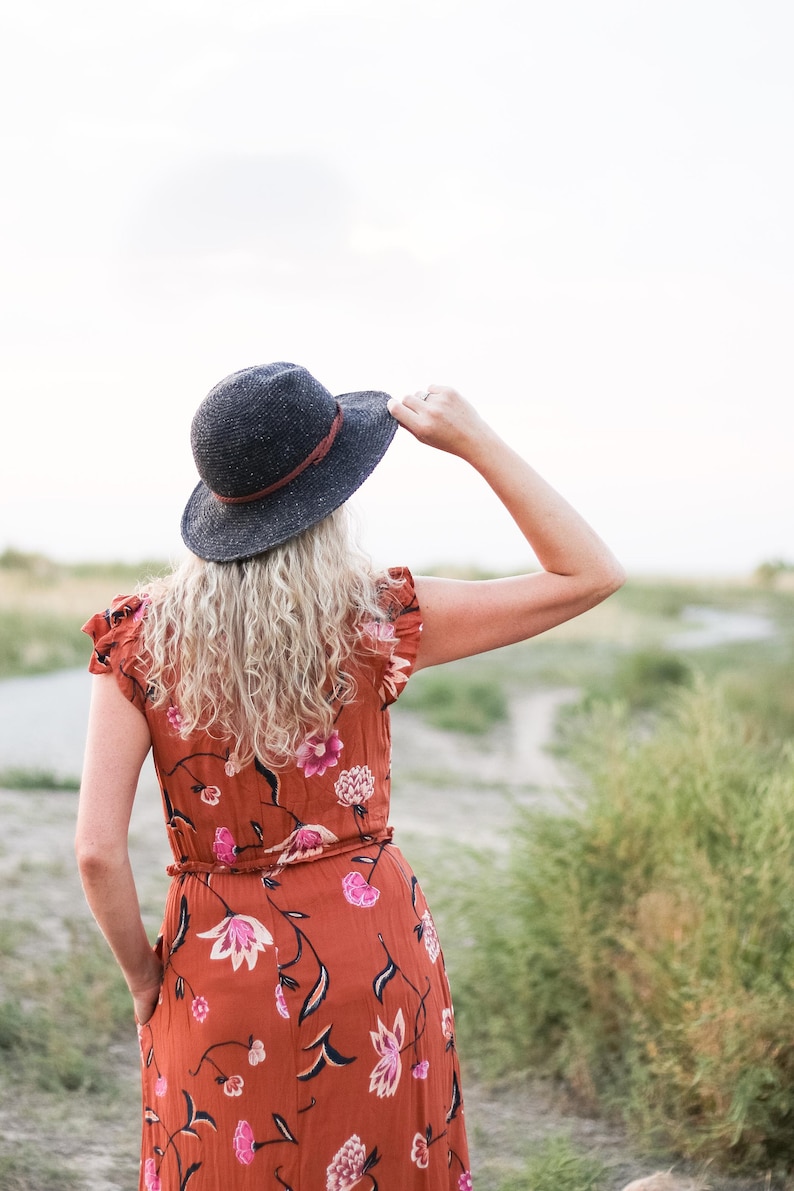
386, 386, 626, 671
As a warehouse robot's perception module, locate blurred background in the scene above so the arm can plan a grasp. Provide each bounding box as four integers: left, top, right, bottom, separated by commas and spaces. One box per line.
1, 0, 792, 576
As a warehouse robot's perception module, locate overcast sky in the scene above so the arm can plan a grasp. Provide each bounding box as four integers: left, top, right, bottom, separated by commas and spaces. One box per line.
2, 0, 792, 576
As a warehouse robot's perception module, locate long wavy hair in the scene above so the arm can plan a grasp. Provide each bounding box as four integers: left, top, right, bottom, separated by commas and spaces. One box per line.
138, 507, 390, 769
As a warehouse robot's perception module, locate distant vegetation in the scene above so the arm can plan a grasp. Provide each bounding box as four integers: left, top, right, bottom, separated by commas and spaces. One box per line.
0, 548, 168, 678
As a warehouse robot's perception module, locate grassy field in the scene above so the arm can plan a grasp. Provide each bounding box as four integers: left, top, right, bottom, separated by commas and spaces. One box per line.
2, 549, 794, 1188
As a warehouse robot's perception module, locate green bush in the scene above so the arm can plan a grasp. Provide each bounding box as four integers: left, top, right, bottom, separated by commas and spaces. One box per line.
576, 647, 692, 713
446, 678, 794, 1172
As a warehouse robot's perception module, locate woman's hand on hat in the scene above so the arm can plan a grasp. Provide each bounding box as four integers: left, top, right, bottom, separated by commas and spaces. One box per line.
386, 386, 494, 461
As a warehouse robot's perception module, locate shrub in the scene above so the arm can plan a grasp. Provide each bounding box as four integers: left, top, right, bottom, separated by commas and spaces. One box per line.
445, 678, 794, 1171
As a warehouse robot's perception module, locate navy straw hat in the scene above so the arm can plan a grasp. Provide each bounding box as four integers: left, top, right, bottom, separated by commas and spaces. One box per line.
181, 362, 398, 562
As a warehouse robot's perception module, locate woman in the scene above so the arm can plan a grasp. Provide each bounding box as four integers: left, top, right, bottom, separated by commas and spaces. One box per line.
77, 362, 624, 1190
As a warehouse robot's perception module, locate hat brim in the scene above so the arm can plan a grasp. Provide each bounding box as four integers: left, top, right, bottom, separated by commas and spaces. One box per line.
181, 389, 398, 562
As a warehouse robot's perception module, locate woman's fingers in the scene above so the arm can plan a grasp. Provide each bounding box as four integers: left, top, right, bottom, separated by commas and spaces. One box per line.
387, 385, 489, 458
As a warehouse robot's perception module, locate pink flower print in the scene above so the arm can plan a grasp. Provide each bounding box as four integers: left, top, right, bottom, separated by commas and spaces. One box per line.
342, 871, 380, 908
296, 730, 343, 777
326, 1133, 367, 1191
381, 652, 411, 701
248, 1039, 266, 1066
275, 983, 290, 1019
224, 1074, 245, 1096
191, 995, 209, 1023
144, 1158, 162, 1191
225, 755, 240, 777
166, 705, 184, 731
442, 1007, 455, 1048
233, 1119, 257, 1166
368, 1008, 404, 1098
364, 619, 396, 642
197, 914, 274, 972
275, 823, 338, 865
412, 1060, 429, 1079
334, 765, 375, 807
132, 596, 151, 622
201, 785, 221, 805
212, 826, 237, 866
459, 1173, 473, 1191
422, 909, 440, 963
154, 1074, 168, 1097
411, 1132, 430, 1169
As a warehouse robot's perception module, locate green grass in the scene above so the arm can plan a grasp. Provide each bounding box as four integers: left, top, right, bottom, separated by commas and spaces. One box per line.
487, 1136, 607, 1191
0, 549, 168, 678
441, 678, 794, 1173
0, 922, 132, 1096
0, 608, 90, 677
400, 665, 510, 733
0, 767, 81, 791
0, 1150, 80, 1191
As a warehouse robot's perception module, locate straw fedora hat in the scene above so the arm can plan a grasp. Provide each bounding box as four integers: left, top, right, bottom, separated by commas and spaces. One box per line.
181, 362, 398, 562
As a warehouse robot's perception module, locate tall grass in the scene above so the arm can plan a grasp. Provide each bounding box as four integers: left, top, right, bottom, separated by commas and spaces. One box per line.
488, 1137, 607, 1191
0, 921, 131, 1095
445, 679, 794, 1172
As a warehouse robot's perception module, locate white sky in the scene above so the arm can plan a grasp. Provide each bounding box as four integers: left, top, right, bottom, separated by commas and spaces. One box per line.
2, 0, 792, 576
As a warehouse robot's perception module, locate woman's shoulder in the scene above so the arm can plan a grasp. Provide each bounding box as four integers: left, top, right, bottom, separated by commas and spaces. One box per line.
378, 565, 420, 619
81, 595, 151, 709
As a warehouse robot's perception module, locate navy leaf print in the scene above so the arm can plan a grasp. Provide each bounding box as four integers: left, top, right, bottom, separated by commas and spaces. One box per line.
373, 958, 397, 1003
163, 787, 196, 833
254, 757, 280, 803
194, 1110, 218, 1129
297, 1025, 356, 1080
180, 1163, 202, 1191
272, 1114, 299, 1144
446, 1069, 462, 1122
170, 896, 190, 956
298, 963, 329, 1023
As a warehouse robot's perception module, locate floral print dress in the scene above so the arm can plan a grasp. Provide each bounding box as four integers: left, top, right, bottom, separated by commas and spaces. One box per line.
82, 569, 471, 1191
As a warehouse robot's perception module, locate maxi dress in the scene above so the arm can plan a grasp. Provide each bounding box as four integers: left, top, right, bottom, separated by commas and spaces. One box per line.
82, 569, 472, 1191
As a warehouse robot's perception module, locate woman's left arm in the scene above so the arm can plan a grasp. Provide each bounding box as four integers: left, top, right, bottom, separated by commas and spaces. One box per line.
75, 674, 162, 1024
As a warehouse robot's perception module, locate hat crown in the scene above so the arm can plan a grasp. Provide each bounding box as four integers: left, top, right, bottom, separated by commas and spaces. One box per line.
190, 362, 339, 500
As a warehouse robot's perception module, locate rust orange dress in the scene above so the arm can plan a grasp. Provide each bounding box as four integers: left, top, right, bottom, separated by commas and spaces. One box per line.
83, 570, 472, 1191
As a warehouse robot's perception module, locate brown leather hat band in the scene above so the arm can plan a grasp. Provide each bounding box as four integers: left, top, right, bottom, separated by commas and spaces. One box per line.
213, 405, 344, 505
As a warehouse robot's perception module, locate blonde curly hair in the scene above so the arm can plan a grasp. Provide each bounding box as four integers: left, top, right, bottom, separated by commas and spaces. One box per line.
138, 507, 390, 769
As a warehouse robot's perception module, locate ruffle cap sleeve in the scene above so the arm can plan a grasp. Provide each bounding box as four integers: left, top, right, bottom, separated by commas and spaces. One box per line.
82, 594, 150, 711
370, 566, 422, 706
